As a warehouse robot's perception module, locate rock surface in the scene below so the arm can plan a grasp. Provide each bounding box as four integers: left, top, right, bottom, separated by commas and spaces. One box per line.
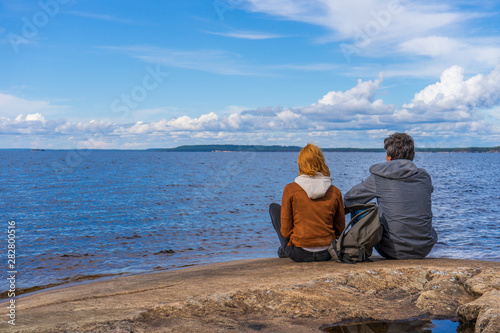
458, 290, 500, 333
0, 258, 498, 332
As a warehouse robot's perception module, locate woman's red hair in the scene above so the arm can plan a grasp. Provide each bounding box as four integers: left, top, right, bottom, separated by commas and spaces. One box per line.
297, 143, 330, 177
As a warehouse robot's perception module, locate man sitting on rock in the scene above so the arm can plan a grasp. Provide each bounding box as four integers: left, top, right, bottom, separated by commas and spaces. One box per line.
344, 132, 438, 259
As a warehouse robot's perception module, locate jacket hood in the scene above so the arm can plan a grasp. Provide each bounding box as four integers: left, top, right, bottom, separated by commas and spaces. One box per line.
294, 173, 332, 199
369, 159, 418, 179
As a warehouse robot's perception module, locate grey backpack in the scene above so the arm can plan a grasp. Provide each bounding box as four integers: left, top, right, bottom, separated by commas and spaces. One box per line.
328, 203, 383, 264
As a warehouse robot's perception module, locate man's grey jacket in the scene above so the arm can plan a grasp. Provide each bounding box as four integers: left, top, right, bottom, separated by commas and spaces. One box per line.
344, 159, 438, 259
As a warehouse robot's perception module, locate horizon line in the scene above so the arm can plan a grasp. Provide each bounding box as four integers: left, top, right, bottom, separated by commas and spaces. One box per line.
1, 144, 499, 151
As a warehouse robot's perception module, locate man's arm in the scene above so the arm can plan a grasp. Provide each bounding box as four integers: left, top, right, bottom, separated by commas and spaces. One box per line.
344, 174, 377, 206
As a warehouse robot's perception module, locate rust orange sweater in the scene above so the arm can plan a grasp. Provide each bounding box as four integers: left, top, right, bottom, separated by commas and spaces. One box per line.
280, 182, 345, 248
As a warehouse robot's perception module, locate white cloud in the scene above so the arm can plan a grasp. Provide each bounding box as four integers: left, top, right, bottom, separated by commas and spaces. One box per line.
241, 0, 496, 76
105, 46, 265, 76
65, 11, 144, 25
1, 65, 499, 148
129, 107, 185, 122
270, 63, 339, 71
205, 30, 285, 40
167, 112, 222, 131
193, 131, 228, 139
226, 113, 243, 129
15, 113, 47, 123
0, 93, 60, 118
397, 64, 500, 122
0, 113, 116, 136
292, 74, 395, 126
77, 138, 113, 149
317, 74, 391, 114
243, 0, 476, 43
274, 110, 305, 129
113, 112, 225, 135
393, 36, 500, 77
104, 46, 344, 76
400, 36, 465, 57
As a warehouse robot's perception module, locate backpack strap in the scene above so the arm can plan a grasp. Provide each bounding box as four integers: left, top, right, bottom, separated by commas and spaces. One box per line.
344, 202, 377, 214
341, 253, 355, 264
329, 239, 355, 264
358, 246, 365, 261
329, 239, 341, 262
343, 205, 377, 231
358, 246, 373, 262
337, 236, 356, 265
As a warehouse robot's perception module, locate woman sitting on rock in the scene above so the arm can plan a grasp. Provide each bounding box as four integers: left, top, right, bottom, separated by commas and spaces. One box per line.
269, 143, 345, 261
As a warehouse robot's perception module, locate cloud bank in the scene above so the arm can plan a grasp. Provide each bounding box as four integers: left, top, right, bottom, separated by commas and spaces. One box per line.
1, 66, 499, 148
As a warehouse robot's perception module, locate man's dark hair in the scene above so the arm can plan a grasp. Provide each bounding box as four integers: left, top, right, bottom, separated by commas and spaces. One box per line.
384, 132, 415, 161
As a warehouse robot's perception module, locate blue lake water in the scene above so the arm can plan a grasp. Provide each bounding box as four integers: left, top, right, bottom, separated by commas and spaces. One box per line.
0, 150, 499, 295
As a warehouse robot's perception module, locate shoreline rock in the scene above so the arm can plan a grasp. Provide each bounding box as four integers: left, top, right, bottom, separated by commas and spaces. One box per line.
1, 258, 498, 332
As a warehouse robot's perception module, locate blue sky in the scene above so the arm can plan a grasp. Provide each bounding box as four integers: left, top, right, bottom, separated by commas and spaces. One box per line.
1, 0, 500, 149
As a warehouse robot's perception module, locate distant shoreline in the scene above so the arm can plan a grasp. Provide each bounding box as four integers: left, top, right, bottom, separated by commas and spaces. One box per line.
4, 144, 499, 153
154, 145, 500, 153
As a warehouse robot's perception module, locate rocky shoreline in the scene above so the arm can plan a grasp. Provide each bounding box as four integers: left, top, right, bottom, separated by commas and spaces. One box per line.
0, 258, 498, 332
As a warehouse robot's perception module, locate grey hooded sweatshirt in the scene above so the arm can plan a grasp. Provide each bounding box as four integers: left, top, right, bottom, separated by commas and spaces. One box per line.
344, 159, 438, 259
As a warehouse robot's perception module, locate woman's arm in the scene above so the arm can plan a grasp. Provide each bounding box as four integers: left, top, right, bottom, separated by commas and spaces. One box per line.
333, 192, 346, 238
280, 185, 294, 239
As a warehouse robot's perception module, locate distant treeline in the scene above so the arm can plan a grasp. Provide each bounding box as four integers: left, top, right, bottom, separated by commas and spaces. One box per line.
151, 145, 302, 152
416, 147, 500, 153
150, 145, 500, 153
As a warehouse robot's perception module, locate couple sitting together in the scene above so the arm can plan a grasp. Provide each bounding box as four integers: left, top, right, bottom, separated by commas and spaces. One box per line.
269, 132, 438, 262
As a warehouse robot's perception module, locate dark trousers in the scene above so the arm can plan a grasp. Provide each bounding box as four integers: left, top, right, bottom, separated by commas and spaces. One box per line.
269, 203, 331, 262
